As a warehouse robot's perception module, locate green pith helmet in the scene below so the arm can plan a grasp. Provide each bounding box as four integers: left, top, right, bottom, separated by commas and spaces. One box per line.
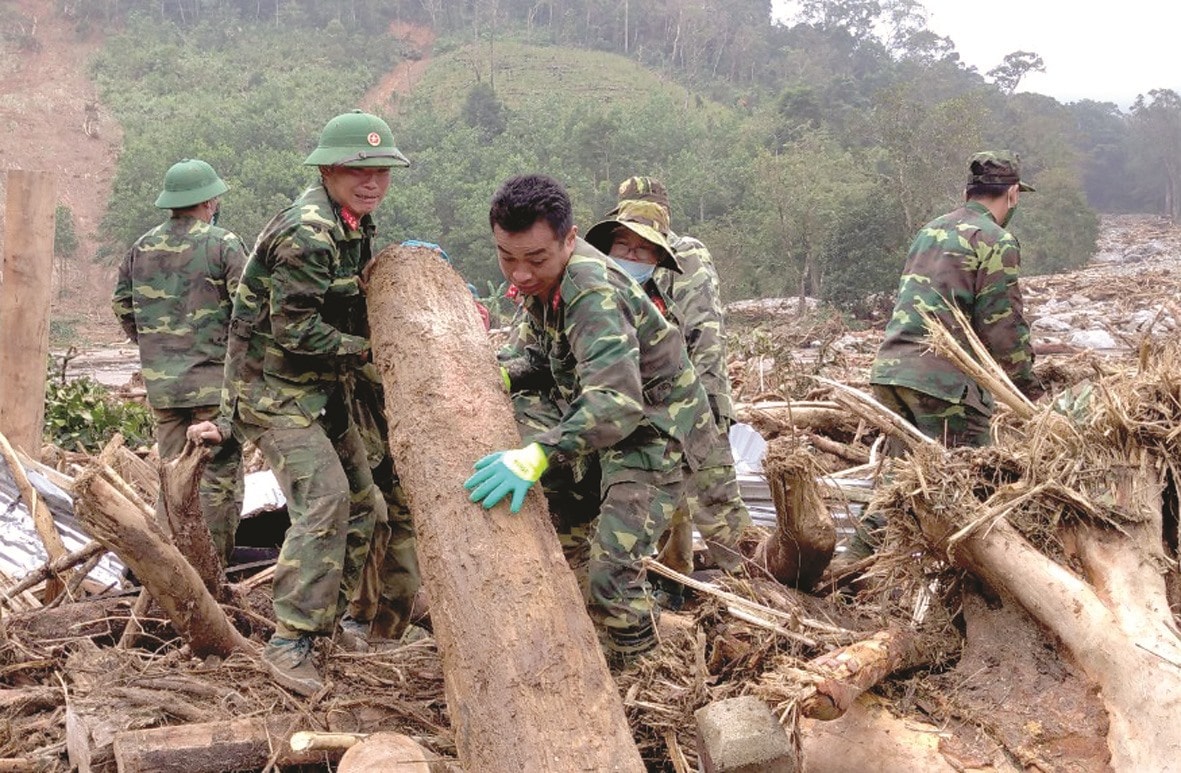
154, 159, 229, 209
303, 110, 411, 168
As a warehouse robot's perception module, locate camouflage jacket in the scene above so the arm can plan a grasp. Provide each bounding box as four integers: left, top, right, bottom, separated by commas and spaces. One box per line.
658, 233, 734, 425
869, 201, 1034, 405
500, 238, 714, 472
112, 215, 246, 409
223, 184, 373, 430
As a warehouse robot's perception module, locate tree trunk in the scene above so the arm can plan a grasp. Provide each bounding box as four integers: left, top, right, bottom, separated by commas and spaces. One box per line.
366, 244, 643, 772
72, 468, 249, 659
800, 629, 923, 720
337, 732, 434, 772
112, 715, 341, 773
911, 453, 1181, 772
757, 442, 835, 589
159, 442, 226, 599
0, 170, 55, 462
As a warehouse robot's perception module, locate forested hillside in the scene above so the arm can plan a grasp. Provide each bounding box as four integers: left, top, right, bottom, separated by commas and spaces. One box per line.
11, 0, 1181, 323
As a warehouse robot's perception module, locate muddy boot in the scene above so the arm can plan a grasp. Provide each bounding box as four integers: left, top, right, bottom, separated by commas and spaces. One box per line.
605, 618, 658, 673
337, 616, 373, 653
652, 577, 687, 612
262, 634, 322, 696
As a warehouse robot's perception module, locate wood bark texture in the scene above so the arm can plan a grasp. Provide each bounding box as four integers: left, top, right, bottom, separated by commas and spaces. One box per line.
112, 715, 338, 772
912, 454, 1181, 772
758, 452, 835, 589
73, 469, 248, 659
159, 442, 225, 599
0, 170, 55, 461
366, 245, 643, 772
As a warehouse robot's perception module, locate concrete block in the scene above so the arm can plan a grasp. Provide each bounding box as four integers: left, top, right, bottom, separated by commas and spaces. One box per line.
695, 696, 797, 772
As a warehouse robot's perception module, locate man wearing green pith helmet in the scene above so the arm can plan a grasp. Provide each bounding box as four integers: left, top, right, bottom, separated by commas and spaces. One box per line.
189, 110, 421, 695
113, 158, 246, 566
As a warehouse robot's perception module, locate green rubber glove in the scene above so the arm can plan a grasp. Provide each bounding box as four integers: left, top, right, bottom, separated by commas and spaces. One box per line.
464, 442, 549, 513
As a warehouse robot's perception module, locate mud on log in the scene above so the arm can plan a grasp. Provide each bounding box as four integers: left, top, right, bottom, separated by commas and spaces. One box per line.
366, 245, 643, 772
757, 440, 836, 589
159, 441, 226, 599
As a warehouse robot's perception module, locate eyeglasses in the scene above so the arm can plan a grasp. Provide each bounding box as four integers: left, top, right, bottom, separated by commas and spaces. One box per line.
609, 235, 659, 263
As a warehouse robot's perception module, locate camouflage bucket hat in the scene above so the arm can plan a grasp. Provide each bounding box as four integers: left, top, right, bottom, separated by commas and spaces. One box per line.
968, 150, 1035, 192
611, 176, 670, 214
155, 158, 229, 209
585, 199, 679, 272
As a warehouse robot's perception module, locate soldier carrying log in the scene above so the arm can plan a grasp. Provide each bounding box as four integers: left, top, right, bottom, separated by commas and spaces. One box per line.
465, 173, 716, 667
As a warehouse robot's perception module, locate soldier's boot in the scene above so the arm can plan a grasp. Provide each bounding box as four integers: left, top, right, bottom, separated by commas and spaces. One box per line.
337, 616, 373, 653
652, 577, 687, 612
262, 634, 322, 696
604, 617, 658, 673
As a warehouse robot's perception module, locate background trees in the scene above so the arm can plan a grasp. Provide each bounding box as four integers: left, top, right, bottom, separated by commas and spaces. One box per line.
60, 0, 1180, 308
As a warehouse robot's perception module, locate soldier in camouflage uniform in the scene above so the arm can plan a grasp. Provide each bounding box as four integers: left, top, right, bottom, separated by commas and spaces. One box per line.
467, 174, 715, 665
587, 192, 750, 583
870, 151, 1038, 451
112, 158, 245, 564
196, 111, 416, 695
601, 177, 750, 595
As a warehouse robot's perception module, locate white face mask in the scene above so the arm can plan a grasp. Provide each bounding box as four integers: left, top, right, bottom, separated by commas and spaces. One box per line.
612, 256, 656, 284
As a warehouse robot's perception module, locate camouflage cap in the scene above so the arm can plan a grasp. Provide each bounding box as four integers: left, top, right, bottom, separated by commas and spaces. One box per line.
585, 199, 680, 273
613, 176, 670, 213
968, 151, 1035, 192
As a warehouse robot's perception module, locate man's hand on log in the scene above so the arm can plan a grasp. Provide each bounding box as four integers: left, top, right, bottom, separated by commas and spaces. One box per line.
400, 239, 451, 263
186, 421, 223, 445
464, 442, 549, 514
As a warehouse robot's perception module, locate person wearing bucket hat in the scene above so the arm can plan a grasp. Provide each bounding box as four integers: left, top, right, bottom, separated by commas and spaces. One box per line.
595, 183, 752, 603
112, 158, 246, 568
185, 110, 421, 695
869, 149, 1040, 453
470, 173, 715, 669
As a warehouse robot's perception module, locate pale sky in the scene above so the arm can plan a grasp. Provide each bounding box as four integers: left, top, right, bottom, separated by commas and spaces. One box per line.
773, 0, 1177, 109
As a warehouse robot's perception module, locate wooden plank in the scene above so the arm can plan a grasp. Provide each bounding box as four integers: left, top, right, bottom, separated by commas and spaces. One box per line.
0, 170, 56, 461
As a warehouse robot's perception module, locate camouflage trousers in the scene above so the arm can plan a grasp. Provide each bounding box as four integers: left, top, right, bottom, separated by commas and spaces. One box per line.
512, 390, 681, 632
871, 384, 992, 453
237, 393, 381, 638
153, 405, 243, 564
346, 377, 421, 640
656, 420, 751, 575
846, 385, 992, 560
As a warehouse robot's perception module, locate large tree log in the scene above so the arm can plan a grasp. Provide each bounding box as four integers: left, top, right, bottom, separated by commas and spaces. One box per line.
366, 245, 643, 772
72, 468, 249, 659
0, 170, 55, 462
337, 732, 436, 772
112, 715, 341, 773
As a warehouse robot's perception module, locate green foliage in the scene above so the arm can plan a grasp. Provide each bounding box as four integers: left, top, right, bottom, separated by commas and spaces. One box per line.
92, 15, 401, 251
86, 0, 1120, 316
44, 373, 155, 453
54, 204, 79, 259
48, 318, 80, 348
461, 82, 508, 142
1009, 167, 1100, 276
